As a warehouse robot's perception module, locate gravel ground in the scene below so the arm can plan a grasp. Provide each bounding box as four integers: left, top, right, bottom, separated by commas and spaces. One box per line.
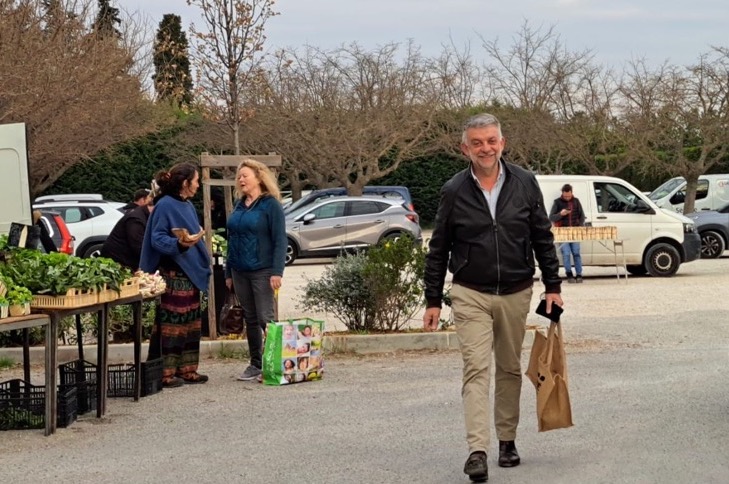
1, 254, 729, 483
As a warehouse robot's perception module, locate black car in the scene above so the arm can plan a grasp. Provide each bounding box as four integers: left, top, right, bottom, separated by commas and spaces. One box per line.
685, 203, 729, 258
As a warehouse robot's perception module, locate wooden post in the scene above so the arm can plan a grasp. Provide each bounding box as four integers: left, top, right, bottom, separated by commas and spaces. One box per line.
201, 165, 217, 339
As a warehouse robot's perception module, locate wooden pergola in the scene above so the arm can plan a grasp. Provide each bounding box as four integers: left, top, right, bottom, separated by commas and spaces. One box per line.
199, 152, 282, 339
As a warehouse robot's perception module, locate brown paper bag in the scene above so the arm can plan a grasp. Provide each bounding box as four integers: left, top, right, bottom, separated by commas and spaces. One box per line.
526, 322, 574, 432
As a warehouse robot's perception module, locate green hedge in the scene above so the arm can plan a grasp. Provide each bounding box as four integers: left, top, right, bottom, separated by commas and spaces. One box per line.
373, 153, 467, 227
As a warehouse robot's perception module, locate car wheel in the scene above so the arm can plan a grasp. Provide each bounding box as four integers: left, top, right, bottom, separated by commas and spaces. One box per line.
285, 239, 298, 266
645, 243, 681, 277
699, 230, 725, 259
82, 243, 104, 258
626, 264, 648, 276
379, 232, 403, 244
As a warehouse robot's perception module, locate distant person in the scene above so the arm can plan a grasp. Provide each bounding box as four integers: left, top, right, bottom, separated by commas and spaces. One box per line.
100, 202, 152, 270
140, 163, 211, 387
122, 189, 151, 212
32, 210, 57, 253
549, 184, 586, 283
210, 190, 228, 237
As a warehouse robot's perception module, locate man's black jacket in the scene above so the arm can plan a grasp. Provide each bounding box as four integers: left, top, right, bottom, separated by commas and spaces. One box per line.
424, 162, 561, 308
100, 205, 151, 270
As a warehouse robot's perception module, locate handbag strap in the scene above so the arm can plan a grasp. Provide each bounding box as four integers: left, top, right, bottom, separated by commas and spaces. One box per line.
227, 289, 240, 306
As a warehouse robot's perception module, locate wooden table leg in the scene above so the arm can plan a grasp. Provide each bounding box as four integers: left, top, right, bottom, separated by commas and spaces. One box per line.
96, 307, 108, 418
133, 300, 142, 401
23, 328, 31, 383
45, 317, 58, 436
75, 314, 84, 361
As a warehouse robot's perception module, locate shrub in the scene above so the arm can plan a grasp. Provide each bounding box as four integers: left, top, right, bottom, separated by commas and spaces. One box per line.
300, 252, 374, 332
299, 236, 426, 332
361, 236, 426, 331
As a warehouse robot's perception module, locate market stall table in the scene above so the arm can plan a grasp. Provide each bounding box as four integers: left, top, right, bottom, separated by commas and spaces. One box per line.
35, 293, 153, 423
555, 238, 628, 281
0, 313, 57, 436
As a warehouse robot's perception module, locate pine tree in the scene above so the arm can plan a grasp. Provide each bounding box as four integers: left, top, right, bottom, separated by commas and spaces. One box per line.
93, 0, 121, 39
153, 14, 193, 107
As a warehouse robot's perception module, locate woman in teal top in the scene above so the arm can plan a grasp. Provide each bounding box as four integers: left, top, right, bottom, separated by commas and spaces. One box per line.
225, 159, 286, 381
141, 162, 211, 387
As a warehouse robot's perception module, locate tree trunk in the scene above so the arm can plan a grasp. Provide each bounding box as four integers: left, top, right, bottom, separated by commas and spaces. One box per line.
683, 175, 699, 214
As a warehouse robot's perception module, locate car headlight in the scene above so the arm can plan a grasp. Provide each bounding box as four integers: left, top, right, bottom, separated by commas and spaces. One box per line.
683, 223, 696, 233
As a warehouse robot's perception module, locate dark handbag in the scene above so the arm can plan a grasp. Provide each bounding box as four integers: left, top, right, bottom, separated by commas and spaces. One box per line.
219, 291, 244, 335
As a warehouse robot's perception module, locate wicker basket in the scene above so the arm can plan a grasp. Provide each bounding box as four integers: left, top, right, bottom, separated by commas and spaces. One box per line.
31, 288, 98, 309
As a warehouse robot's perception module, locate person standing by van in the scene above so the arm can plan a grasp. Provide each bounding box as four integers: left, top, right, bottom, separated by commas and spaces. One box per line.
423, 113, 563, 483
549, 184, 586, 283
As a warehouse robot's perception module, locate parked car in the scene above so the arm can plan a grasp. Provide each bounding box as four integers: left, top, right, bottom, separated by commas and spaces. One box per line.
285, 195, 422, 265
281, 190, 312, 210
33, 194, 125, 258
283, 186, 414, 216
649, 174, 729, 213
684, 203, 729, 258
37, 210, 75, 254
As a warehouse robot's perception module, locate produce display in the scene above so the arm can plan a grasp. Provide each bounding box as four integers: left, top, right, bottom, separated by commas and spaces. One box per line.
0, 242, 141, 310
135, 270, 167, 297
211, 232, 227, 256
0, 250, 131, 295
551, 226, 618, 242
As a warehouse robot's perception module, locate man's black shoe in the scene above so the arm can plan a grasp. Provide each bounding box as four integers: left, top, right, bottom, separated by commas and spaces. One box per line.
464, 451, 488, 482
498, 441, 520, 468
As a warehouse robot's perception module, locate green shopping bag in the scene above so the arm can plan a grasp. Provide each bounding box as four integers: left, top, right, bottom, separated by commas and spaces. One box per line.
263, 318, 325, 386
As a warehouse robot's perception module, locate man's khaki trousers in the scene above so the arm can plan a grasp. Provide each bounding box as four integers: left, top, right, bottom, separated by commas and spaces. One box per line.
451, 283, 532, 453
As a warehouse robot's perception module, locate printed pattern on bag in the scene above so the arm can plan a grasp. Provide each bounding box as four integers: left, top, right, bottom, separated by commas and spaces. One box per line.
263, 318, 324, 385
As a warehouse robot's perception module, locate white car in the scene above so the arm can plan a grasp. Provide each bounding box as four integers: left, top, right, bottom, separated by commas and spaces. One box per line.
33, 194, 125, 258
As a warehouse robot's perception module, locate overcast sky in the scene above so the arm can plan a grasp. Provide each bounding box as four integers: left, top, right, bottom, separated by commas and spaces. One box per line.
117, 0, 728, 69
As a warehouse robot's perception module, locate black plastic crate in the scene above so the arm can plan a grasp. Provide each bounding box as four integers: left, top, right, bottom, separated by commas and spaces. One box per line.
0, 379, 77, 430
107, 363, 135, 398
61, 359, 163, 400
141, 358, 163, 397
108, 358, 164, 398
58, 359, 97, 414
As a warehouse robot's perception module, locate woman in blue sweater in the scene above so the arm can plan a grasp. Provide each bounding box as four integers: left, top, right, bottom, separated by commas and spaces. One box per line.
140, 163, 211, 387
225, 159, 286, 381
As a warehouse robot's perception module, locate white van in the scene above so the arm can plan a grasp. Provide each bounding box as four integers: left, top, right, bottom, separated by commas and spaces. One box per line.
648, 174, 729, 213
537, 175, 701, 277
0, 123, 32, 233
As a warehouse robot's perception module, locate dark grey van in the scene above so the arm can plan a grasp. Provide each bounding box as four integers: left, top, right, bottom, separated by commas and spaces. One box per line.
283, 186, 413, 216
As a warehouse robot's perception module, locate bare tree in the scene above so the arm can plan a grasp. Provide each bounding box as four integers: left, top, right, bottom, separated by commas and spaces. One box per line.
188, 0, 277, 155
620, 50, 729, 213
475, 21, 650, 178
0, 0, 163, 195
246, 42, 444, 196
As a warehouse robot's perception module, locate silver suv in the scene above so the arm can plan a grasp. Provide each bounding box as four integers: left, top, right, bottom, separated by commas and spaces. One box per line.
285, 195, 422, 265
33, 194, 125, 258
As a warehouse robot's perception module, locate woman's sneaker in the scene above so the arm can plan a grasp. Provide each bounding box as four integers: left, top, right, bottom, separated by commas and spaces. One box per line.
237, 365, 262, 381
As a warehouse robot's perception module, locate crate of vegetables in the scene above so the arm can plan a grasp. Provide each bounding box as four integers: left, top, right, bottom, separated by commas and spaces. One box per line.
118, 277, 140, 299
31, 288, 98, 309
3, 251, 132, 309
